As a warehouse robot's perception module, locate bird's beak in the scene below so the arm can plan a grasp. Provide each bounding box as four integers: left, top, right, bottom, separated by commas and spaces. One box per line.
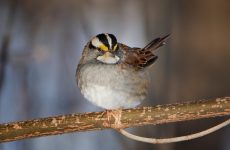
104, 51, 114, 57
97, 52, 120, 64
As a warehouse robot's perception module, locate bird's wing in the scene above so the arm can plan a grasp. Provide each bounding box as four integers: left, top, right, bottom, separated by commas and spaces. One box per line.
122, 46, 158, 69
120, 34, 169, 69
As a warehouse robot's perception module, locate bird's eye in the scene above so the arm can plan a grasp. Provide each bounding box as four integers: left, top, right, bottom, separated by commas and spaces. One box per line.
97, 48, 103, 52
89, 42, 96, 49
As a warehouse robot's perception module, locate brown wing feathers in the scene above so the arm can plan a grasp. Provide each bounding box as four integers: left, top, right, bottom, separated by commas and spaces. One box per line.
124, 34, 170, 69
136, 48, 158, 69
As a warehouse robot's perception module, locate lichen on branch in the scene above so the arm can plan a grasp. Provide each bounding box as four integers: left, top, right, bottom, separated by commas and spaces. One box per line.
0, 97, 229, 143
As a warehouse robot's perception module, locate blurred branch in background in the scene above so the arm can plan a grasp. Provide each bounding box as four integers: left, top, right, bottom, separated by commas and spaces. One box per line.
0, 0, 17, 94
0, 97, 229, 143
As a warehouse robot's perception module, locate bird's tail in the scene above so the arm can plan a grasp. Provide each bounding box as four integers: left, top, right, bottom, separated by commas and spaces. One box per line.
143, 34, 170, 51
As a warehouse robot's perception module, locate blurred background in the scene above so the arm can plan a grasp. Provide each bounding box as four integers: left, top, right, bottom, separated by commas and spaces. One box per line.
0, 0, 229, 150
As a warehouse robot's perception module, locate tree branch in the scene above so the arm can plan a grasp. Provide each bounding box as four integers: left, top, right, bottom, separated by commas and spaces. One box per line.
119, 119, 230, 144
0, 97, 229, 143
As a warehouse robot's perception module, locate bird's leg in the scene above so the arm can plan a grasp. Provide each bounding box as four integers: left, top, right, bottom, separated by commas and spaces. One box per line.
106, 108, 123, 129
96, 108, 123, 128
97, 109, 110, 118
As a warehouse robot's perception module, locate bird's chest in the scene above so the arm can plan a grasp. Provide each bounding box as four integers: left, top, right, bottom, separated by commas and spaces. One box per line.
78, 64, 133, 87
77, 64, 149, 109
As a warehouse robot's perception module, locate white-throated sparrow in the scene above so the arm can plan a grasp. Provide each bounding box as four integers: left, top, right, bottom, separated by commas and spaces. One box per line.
76, 33, 169, 109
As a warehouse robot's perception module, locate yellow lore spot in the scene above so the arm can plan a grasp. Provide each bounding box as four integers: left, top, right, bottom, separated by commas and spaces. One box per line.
99, 44, 109, 51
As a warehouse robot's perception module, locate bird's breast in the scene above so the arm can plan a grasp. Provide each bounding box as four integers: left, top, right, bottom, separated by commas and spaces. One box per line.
77, 63, 149, 109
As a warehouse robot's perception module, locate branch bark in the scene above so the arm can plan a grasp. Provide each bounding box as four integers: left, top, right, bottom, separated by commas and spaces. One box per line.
0, 97, 229, 143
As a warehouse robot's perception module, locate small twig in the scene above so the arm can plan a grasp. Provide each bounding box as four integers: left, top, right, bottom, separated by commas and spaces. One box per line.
0, 97, 229, 143
119, 119, 230, 144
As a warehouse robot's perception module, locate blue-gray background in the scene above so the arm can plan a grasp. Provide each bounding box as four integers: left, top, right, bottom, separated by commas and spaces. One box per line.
0, 0, 229, 150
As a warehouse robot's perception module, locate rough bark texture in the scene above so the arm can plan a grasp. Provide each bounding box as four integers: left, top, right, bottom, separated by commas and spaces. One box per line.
0, 97, 229, 143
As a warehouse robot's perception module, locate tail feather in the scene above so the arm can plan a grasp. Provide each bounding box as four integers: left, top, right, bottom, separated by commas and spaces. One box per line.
143, 34, 170, 51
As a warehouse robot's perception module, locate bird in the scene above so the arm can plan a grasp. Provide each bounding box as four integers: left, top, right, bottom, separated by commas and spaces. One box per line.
76, 33, 169, 109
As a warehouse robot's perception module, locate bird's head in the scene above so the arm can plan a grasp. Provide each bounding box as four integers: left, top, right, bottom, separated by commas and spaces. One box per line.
87, 33, 120, 64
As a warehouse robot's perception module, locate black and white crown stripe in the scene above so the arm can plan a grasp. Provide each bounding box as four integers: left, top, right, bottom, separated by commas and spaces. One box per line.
108, 34, 117, 50
105, 34, 112, 49
96, 34, 110, 49
90, 33, 118, 50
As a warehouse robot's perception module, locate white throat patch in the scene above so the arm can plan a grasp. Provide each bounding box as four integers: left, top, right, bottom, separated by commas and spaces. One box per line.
97, 54, 120, 64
